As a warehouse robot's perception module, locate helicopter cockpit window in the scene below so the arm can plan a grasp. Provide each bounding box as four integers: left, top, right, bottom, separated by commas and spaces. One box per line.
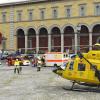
60, 62, 68, 70
69, 61, 74, 70
78, 63, 85, 71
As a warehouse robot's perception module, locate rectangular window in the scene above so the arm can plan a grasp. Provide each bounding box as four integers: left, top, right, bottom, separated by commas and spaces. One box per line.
78, 63, 85, 71
28, 9, 33, 21
29, 11, 33, 21
52, 7, 58, 19
69, 61, 74, 70
40, 9, 45, 20
17, 10, 22, 21
94, 3, 100, 16
2, 12, 6, 23
18, 13, 21, 21
65, 6, 72, 17
79, 4, 86, 17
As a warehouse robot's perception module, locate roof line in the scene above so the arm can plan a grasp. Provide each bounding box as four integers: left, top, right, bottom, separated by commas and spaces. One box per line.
0, 0, 61, 7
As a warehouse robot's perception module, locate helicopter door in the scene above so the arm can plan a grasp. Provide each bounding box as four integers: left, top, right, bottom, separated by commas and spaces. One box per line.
65, 61, 76, 80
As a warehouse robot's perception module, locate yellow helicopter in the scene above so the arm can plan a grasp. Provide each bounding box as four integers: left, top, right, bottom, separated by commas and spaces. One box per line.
53, 43, 100, 90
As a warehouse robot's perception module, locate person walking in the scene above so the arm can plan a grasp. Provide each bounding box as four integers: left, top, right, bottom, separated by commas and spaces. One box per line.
14, 59, 20, 74
37, 57, 42, 71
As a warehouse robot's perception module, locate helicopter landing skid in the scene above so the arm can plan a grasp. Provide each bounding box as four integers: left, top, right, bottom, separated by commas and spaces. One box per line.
70, 81, 100, 90
63, 81, 100, 92
78, 82, 100, 87
70, 81, 76, 90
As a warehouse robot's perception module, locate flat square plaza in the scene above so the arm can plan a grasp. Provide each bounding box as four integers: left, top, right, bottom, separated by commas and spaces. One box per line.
0, 63, 100, 100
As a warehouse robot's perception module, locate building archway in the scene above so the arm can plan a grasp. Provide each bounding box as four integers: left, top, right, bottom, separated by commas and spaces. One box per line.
16, 29, 25, 49
79, 25, 89, 52
27, 28, 36, 50
51, 27, 61, 52
39, 28, 48, 52
64, 26, 74, 52
92, 24, 100, 44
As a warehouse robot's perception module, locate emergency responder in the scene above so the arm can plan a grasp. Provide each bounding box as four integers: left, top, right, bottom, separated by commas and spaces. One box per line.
37, 57, 42, 71
41, 56, 45, 67
14, 59, 20, 74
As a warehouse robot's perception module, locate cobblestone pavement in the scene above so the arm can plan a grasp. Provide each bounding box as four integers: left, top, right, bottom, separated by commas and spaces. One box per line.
0, 63, 100, 100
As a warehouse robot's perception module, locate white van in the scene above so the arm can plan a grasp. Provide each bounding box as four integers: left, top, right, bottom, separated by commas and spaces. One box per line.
44, 52, 70, 67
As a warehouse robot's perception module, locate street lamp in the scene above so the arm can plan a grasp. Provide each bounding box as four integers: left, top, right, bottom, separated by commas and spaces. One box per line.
76, 24, 81, 52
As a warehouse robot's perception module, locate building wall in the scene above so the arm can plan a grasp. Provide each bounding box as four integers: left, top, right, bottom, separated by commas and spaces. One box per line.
0, 0, 100, 52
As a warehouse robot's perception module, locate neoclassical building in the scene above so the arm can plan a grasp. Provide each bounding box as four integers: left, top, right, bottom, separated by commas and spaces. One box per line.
0, 0, 100, 53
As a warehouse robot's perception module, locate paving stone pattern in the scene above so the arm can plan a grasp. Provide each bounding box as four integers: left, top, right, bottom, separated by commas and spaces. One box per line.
0, 63, 100, 100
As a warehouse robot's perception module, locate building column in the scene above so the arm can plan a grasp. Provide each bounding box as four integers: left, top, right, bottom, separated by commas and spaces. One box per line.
36, 34, 39, 53
75, 33, 78, 54
89, 32, 92, 50
10, 6, 14, 49
61, 33, 64, 52
25, 35, 28, 53
48, 33, 51, 52
2, 36, 7, 51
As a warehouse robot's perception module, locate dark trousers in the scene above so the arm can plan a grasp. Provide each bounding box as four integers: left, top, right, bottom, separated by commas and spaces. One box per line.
14, 67, 20, 74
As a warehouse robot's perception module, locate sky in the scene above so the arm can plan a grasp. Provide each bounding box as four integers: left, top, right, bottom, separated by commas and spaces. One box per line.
0, 0, 27, 4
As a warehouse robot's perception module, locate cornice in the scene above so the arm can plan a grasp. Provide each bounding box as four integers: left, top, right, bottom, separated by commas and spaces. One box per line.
0, 0, 57, 7
0, 0, 77, 7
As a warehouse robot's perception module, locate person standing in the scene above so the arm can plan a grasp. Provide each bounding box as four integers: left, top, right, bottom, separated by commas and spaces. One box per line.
14, 59, 20, 74
41, 56, 45, 67
37, 57, 42, 71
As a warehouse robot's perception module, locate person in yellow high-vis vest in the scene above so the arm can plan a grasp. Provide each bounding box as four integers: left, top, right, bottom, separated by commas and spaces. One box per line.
14, 59, 20, 74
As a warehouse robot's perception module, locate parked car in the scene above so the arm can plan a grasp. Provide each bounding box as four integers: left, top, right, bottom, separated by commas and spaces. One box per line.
22, 59, 31, 66
0, 50, 15, 60
7, 57, 22, 66
1, 53, 8, 60
7, 56, 31, 66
